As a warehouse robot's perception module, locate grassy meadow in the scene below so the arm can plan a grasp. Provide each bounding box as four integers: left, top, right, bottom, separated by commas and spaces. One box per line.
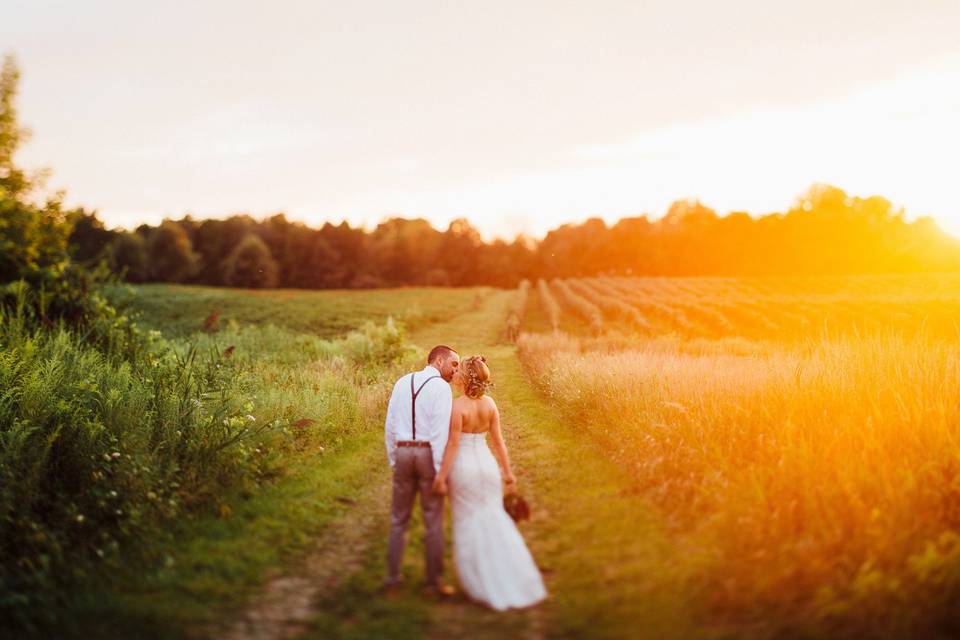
107, 283, 486, 338
8, 274, 960, 639
518, 274, 960, 637
2, 280, 482, 636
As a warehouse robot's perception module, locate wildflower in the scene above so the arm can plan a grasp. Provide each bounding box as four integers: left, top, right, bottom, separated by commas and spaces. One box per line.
76, 514, 85, 523
246, 414, 256, 422
96, 549, 104, 558
109, 491, 118, 498
115, 509, 123, 516
147, 491, 158, 500
111, 452, 121, 459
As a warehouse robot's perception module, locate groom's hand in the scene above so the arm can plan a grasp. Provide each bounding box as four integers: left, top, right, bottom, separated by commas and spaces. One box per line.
432, 477, 448, 495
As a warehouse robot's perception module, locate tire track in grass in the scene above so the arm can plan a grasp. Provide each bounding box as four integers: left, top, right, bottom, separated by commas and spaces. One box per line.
213, 469, 392, 640
223, 287, 704, 639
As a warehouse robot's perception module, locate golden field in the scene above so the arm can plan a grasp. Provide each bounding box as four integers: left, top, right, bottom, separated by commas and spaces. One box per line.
516, 274, 960, 636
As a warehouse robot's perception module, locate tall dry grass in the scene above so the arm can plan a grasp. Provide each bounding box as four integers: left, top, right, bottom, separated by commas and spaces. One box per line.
506, 279, 530, 342
585, 275, 960, 341
519, 331, 960, 637
537, 279, 561, 332
551, 278, 603, 334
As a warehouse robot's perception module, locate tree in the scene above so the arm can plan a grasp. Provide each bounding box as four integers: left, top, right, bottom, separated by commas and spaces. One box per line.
68, 209, 115, 265
221, 232, 279, 288
192, 216, 256, 284
437, 219, 482, 285
110, 231, 149, 282
0, 54, 72, 282
147, 220, 199, 282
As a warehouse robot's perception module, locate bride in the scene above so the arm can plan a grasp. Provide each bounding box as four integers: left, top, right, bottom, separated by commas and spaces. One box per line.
431, 355, 547, 611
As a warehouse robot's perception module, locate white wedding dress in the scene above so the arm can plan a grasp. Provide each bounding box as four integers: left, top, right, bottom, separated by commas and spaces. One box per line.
448, 432, 547, 610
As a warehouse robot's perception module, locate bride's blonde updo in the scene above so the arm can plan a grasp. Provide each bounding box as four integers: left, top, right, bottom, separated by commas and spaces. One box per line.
461, 355, 492, 399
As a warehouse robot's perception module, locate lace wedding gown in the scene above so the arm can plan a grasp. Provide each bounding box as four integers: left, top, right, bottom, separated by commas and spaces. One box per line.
448, 432, 547, 610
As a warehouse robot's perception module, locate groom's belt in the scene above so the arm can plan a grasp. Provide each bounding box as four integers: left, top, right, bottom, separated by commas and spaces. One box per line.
397, 440, 431, 448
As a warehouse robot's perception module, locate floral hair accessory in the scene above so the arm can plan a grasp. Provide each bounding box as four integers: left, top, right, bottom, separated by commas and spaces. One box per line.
462, 355, 493, 398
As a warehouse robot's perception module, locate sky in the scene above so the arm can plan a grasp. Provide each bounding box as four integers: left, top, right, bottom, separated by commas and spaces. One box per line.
4, 0, 960, 239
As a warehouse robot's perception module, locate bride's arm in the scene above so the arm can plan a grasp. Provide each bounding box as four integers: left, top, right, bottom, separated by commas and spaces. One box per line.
432, 403, 462, 494
488, 400, 517, 492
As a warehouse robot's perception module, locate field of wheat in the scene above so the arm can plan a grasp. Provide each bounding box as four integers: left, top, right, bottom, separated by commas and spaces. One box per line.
515, 274, 960, 637
522, 274, 960, 341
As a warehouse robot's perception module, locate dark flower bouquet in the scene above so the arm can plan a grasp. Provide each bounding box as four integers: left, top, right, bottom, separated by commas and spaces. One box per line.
503, 493, 530, 522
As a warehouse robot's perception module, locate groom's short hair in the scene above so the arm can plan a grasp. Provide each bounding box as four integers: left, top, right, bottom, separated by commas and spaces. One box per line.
427, 345, 455, 363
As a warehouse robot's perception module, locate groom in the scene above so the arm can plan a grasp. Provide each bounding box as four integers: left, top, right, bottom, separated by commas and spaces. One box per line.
384, 345, 460, 596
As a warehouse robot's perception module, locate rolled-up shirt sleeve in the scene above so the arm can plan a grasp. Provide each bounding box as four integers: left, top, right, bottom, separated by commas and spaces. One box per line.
429, 382, 453, 473
385, 380, 400, 467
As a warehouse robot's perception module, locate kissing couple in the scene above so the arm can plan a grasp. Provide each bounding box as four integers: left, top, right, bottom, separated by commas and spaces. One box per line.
383, 346, 547, 610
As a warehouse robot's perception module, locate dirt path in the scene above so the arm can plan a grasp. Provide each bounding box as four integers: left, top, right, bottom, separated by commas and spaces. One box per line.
213, 289, 699, 639
211, 476, 391, 640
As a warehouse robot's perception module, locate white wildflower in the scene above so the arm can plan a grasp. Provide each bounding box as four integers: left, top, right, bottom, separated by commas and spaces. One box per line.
245, 414, 256, 422
76, 514, 85, 523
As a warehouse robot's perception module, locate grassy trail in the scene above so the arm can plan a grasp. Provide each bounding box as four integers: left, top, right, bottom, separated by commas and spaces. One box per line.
280, 289, 705, 639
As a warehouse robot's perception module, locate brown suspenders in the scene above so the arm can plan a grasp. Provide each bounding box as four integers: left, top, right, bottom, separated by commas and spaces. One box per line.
410, 373, 441, 441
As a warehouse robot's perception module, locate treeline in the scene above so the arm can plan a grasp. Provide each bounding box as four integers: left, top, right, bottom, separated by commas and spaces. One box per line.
71, 185, 960, 289
75, 215, 534, 289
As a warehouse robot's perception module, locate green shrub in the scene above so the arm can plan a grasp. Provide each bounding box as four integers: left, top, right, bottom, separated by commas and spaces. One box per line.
0, 295, 277, 627
0, 279, 417, 631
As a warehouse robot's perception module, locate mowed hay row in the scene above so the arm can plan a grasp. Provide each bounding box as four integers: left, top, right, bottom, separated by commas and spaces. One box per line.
594, 274, 960, 340
697, 296, 780, 336
551, 278, 604, 334
669, 299, 737, 337
603, 278, 734, 336
518, 331, 960, 636
609, 279, 748, 336
536, 278, 562, 332
748, 297, 813, 335
596, 277, 698, 334
506, 279, 531, 342
568, 278, 652, 331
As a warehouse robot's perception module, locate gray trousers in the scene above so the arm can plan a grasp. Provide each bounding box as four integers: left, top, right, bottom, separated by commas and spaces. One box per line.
386, 446, 445, 586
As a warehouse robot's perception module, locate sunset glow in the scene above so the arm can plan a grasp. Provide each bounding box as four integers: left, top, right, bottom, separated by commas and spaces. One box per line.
5, 1, 960, 237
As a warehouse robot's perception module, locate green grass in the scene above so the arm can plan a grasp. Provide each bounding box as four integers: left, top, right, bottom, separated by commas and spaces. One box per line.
5, 282, 473, 637
20, 283, 722, 638
58, 430, 390, 639
107, 284, 490, 339
293, 289, 707, 639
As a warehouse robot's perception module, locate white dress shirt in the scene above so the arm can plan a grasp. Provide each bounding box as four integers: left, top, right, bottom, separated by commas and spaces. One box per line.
384, 364, 453, 473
